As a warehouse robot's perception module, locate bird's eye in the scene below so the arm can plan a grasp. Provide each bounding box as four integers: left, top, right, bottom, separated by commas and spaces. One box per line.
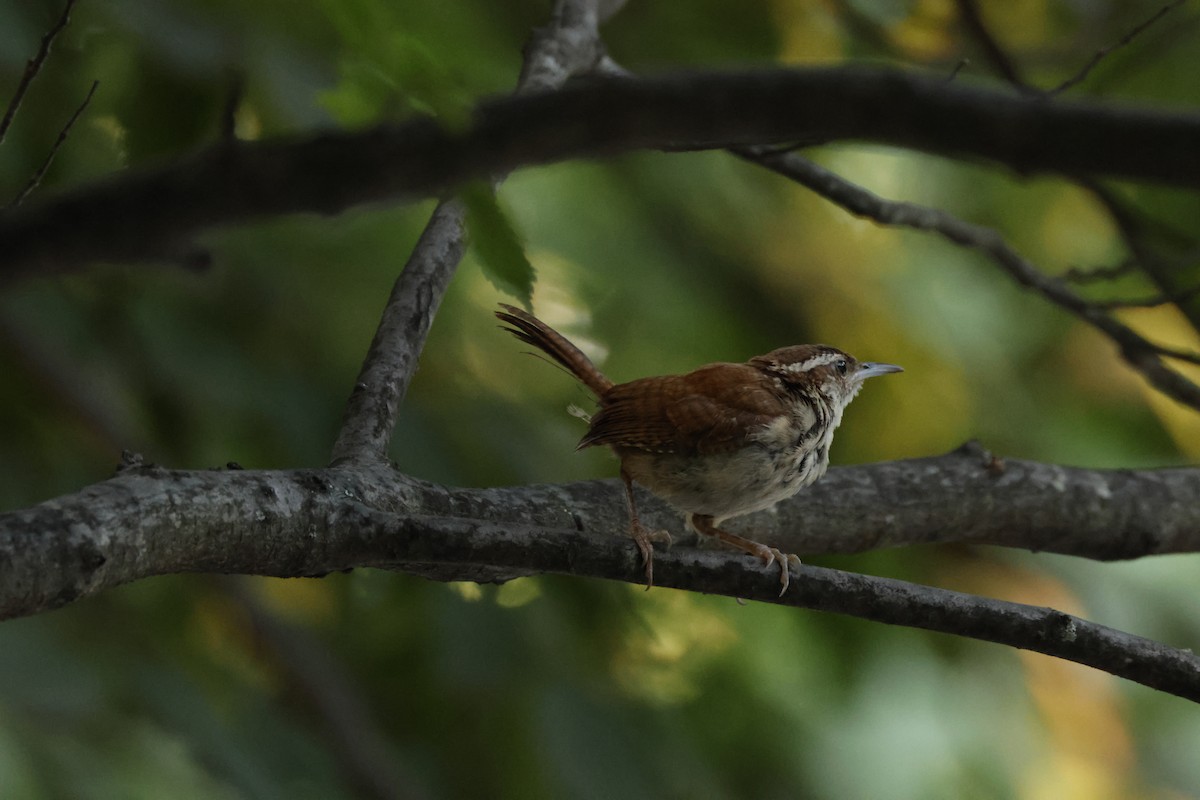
835, 359, 848, 375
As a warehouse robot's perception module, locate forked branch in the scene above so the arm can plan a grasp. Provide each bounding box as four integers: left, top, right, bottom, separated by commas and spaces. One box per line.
329, 0, 626, 464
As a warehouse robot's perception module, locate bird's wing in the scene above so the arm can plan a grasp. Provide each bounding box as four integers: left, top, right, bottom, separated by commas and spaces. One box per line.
579, 363, 783, 456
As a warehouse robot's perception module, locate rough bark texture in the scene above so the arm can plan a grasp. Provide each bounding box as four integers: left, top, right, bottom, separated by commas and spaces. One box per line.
3, 446, 1199, 700
4, 445, 1198, 620
329, 200, 467, 465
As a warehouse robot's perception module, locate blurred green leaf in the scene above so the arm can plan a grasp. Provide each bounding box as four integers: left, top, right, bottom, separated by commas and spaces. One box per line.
462, 181, 536, 307
317, 4, 472, 126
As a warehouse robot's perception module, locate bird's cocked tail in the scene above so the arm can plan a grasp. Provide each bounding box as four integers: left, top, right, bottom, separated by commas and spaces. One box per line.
495, 304, 613, 396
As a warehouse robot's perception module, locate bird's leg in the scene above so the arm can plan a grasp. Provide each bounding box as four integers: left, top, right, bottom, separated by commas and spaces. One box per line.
688, 514, 801, 596
621, 468, 670, 589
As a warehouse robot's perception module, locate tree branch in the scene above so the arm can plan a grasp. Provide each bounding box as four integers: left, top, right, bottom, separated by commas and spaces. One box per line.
329, 0, 625, 465
5, 66, 1200, 280
1080, 177, 1200, 337
9, 446, 1199, 621
2, 447, 1198, 700
344, 511, 1200, 705
944, 4, 1200, 355
329, 200, 466, 464
732, 146, 1200, 411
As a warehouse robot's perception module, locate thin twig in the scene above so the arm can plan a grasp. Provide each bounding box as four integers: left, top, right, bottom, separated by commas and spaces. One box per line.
1088, 283, 1200, 310
1062, 258, 1138, 284
946, 58, 970, 82
733, 146, 1200, 409
954, 0, 1038, 93
952, 0, 1200, 347
826, 0, 904, 58
1081, 177, 1200, 338
9, 79, 97, 208
1052, 1, 1187, 95
1149, 343, 1200, 367
0, 0, 78, 145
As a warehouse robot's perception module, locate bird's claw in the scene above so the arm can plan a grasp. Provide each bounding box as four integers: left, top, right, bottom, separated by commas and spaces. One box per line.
757, 547, 802, 596
630, 523, 671, 590
647, 528, 673, 545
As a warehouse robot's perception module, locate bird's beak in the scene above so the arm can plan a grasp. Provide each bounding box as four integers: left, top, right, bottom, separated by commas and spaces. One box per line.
857, 362, 903, 380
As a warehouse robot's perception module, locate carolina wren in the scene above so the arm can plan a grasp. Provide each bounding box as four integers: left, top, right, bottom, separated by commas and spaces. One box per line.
496, 304, 902, 593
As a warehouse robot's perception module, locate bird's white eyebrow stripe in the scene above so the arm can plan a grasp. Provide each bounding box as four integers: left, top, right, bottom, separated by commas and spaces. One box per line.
780, 352, 842, 374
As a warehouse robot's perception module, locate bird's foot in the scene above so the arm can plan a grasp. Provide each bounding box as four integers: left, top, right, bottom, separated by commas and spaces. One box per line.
750, 545, 802, 596
688, 515, 801, 597
630, 523, 671, 590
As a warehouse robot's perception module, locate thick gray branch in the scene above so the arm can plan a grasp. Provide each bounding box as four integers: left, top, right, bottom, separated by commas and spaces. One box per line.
329, 200, 466, 464
2, 447, 1199, 700
4, 65, 1200, 279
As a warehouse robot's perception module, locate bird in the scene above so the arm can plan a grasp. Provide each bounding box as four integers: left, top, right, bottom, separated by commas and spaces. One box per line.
495, 303, 902, 593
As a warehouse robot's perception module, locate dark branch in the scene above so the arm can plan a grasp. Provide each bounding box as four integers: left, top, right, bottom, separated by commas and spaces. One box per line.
948, 0, 1200, 358
731, 146, 1200, 411
5, 66, 1200, 281
1080, 177, 1200, 337
2, 449, 1199, 700
0, 0, 78, 145
330, 0, 625, 465
1148, 344, 1200, 367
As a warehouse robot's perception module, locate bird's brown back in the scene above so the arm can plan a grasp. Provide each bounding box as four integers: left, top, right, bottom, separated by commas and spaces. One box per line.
581, 363, 788, 456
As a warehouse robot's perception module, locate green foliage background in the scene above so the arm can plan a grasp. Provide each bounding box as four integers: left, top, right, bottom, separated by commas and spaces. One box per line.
1, 0, 1199, 797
